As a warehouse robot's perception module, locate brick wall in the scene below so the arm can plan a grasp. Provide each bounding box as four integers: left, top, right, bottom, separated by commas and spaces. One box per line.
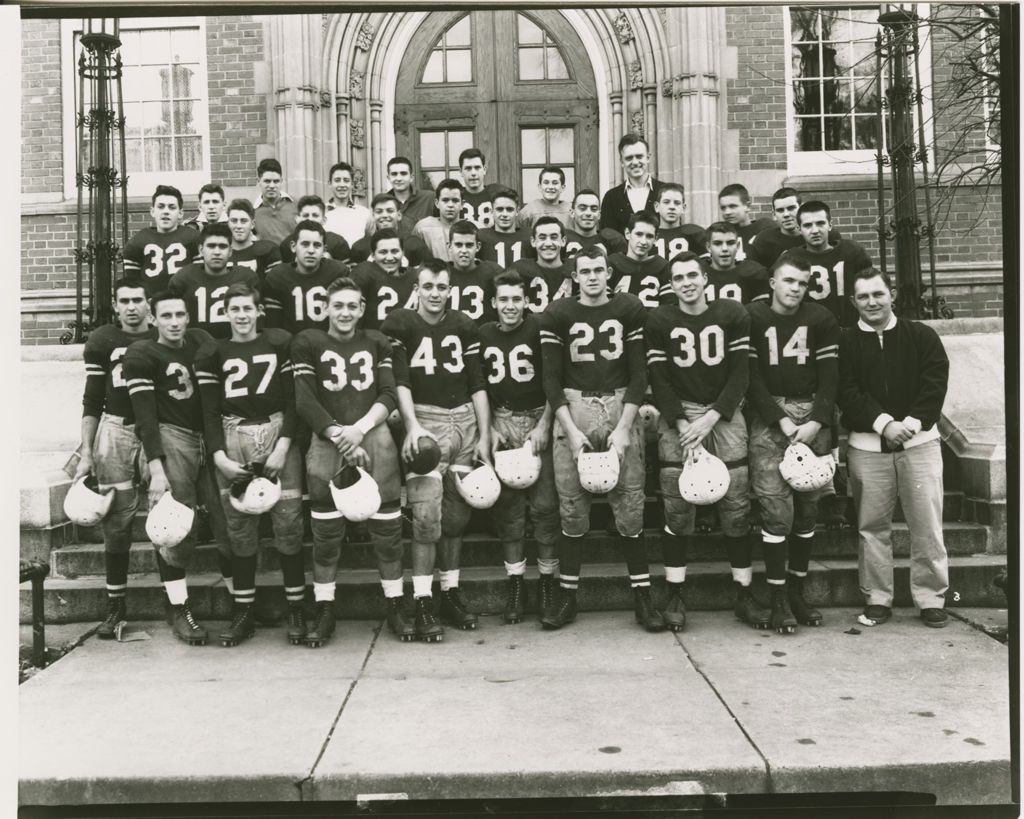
21, 18, 63, 196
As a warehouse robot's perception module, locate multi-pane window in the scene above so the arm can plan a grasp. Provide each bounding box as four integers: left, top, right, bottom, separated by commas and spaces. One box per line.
520, 126, 575, 199
419, 129, 475, 190
516, 15, 569, 82
422, 16, 472, 84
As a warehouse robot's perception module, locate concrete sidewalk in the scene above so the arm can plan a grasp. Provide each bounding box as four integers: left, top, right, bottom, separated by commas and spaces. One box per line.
19, 609, 1011, 807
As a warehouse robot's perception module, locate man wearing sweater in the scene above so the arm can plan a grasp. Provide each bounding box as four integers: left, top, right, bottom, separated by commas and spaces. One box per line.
838, 268, 950, 629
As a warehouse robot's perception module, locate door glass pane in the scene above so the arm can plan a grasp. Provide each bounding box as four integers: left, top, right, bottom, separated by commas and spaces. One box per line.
446, 50, 472, 83
170, 28, 202, 63
422, 52, 443, 84
420, 131, 446, 167
517, 15, 543, 44
562, 167, 576, 198
446, 15, 471, 46
421, 14, 473, 85
425, 170, 447, 191
548, 128, 574, 163
447, 131, 474, 166
546, 48, 569, 80
139, 29, 170, 65
520, 126, 577, 202
518, 48, 544, 81
520, 128, 546, 163
420, 129, 475, 185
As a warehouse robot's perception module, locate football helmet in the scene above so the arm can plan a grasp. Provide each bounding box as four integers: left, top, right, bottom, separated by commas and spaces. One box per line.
330, 464, 382, 522
638, 403, 661, 435
145, 492, 195, 548
229, 467, 282, 516
678, 445, 730, 505
63, 474, 114, 526
455, 462, 501, 509
405, 436, 442, 475
779, 443, 836, 492
493, 442, 542, 489
577, 447, 620, 494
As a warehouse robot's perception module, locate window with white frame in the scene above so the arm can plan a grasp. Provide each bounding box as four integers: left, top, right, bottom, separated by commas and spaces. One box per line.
784, 5, 932, 176
62, 18, 210, 199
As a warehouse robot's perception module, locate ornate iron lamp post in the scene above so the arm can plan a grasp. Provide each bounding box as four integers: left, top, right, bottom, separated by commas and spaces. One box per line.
66, 17, 128, 344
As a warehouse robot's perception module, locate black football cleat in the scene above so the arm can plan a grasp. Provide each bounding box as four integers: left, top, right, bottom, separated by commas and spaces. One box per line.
633, 587, 666, 632
170, 600, 209, 646
386, 597, 417, 642
787, 575, 822, 626
304, 601, 336, 648
769, 585, 798, 634
661, 583, 687, 632
286, 603, 308, 645
734, 583, 770, 630
538, 574, 558, 621
539, 588, 577, 630
414, 596, 444, 643
96, 597, 127, 640
439, 588, 478, 630
503, 574, 525, 625
219, 604, 255, 647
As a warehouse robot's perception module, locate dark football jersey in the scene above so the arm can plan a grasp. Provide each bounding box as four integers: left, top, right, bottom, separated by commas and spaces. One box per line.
748, 226, 843, 269
479, 315, 546, 411
381, 308, 485, 409
645, 299, 750, 422
563, 228, 627, 259
778, 240, 871, 326
348, 233, 429, 268
478, 227, 536, 268
733, 218, 776, 263
230, 240, 282, 283
448, 260, 502, 324
349, 261, 419, 331
539, 292, 647, 407
608, 252, 672, 309
698, 258, 771, 305
461, 184, 505, 229
124, 328, 215, 461
291, 328, 399, 431
122, 227, 200, 296
82, 324, 157, 421
262, 259, 349, 333
746, 300, 840, 426
506, 259, 575, 314
277, 231, 351, 265
168, 263, 260, 339
654, 224, 708, 259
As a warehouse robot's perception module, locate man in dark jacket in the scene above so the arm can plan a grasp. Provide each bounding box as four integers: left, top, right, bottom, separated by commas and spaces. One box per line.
599, 133, 663, 235
838, 268, 950, 629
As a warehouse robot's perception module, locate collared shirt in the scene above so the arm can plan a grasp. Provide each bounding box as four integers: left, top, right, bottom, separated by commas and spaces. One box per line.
325, 198, 374, 247
388, 188, 436, 227
857, 312, 898, 347
625, 175, 654, 215
253, 192, 297, 245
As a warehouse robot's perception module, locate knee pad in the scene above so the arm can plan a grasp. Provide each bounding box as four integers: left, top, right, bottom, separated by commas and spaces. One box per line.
369, 511, 403, 564
271, 497, 305, 556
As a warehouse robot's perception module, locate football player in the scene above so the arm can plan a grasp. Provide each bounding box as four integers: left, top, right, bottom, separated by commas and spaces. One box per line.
347, 194, 429, 267
253, 158, 297, 246
384, 156, 436, 227
563, 189, 628, 258
447, 220, 502, 324
262, 220, 349, 333
348, 229, 420, 331
538, 247, 663, 631
292, 277, 409, 644
122, 185, 200, 296
196, 283, 305, 646
747, 257, 839, 632
716, 183, 775, 262
652, 183, 707, 259
74, 279, 156, 638
480, 271, 560, 623
324, 161, 374, 247
645, 252, 761, 629
600, 133, 663, 234
226, 199, 282, 284
749, 188, 842, 270
169, 223, 259, 339
184, 183, 229, 231
478, 188, 536, 269
701, 222, 771, 304
608, 211, 672, 309
124, 292, 231, 645
517, 166, 572, 232
507, 216, 574, 314
458, 148, 505, 228
381, 260, 491, 640
278, 195, 351, 265
412, 179, 464, 262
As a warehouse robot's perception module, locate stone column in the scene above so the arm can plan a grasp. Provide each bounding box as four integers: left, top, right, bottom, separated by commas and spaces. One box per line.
368, 99, 384, 195
609, 92, 624, 186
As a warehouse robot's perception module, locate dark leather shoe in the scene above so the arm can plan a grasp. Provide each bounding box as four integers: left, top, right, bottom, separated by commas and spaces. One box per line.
920, 608, 949, 628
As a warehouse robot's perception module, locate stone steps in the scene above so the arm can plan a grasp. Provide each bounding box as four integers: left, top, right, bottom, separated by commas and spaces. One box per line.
21, 554, 1007, 625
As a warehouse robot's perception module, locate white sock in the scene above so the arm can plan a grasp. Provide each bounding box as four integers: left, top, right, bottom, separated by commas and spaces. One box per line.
666, 565, 686, 584
732, 566, 753, 586
439, 569, 459, 591
222, 576, 235, 595
381, 578, 404, 598
314, 582, 336, 602
164, 578, 188, 606
412, 575, 433, 598
537, 558, 559, 576
504, 559, 527, 576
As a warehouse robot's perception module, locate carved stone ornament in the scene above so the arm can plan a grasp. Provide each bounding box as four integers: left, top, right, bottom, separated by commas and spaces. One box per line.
350, 119, 365, 149
355, 20, 375, 51
614, 12, 634, 45
350, 70, 365, 100
657, 7, 668, 27
320, 91, 332, 108
353, 167, 367, 198
630, 111, 645, 137
321, 13, 329, 35
662, 78, 673, 97
629, 60, 643, 91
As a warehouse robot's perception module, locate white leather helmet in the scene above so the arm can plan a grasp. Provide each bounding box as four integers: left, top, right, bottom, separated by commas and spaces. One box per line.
331, 465, 382, 522
145, 493, 195, 548
63, 474, 114, 526
455, 462, 501, 509
638, 403, 661, 435
779, 443, 836, 492
678, 445, 730, 505
229, 474, 282, 516
577, 447, 620, 494
493, 442, 542, 490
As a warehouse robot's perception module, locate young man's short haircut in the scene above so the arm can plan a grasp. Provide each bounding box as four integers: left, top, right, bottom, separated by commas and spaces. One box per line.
572, 188, 601, 207
718, 183, 751, 204
436, 178, 465, 198
224, 281, 262, 308
296, 194, 326, 214
328, 161, 353, 179
292, 219, 326, 242
458, 147, 486, 167
150, 290, 186, 314
706, 221, 739, 238
852, 266, 892, 290
490, 187, 520, 206
387, 156, 413, 173
797, 201, 832, 222
370, 228, 403, 252
532, 215, 564, 238
771, 255, 812, 277
668, 250, 702, 268
152, 185, 184, 208
492, 270, 527, 292
371, 192, 401, 210
658, 182, 686, 201
257, 158, 283, 178
573, 245, 608, 269
227, 198, 255, 219
327, 276, 364, 299
199, 222, 233, 244
771, 186, 801, 206
626, 210, 658, 232
112, 277, 147, 300
617, 133, 649, 155
449, 219, 479, 239
539, 165, 565, 185
198, 183, 225, 200
417, 258, 449, 280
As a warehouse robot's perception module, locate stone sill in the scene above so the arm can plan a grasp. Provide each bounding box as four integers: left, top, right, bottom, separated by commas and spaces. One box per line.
783, 173, 1003, 193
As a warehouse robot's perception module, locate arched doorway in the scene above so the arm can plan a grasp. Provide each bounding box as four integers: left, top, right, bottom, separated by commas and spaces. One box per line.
394, 10, 598, 200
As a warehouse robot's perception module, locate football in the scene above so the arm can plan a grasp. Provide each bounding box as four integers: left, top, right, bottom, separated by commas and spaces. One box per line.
404, 436, 442, 474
